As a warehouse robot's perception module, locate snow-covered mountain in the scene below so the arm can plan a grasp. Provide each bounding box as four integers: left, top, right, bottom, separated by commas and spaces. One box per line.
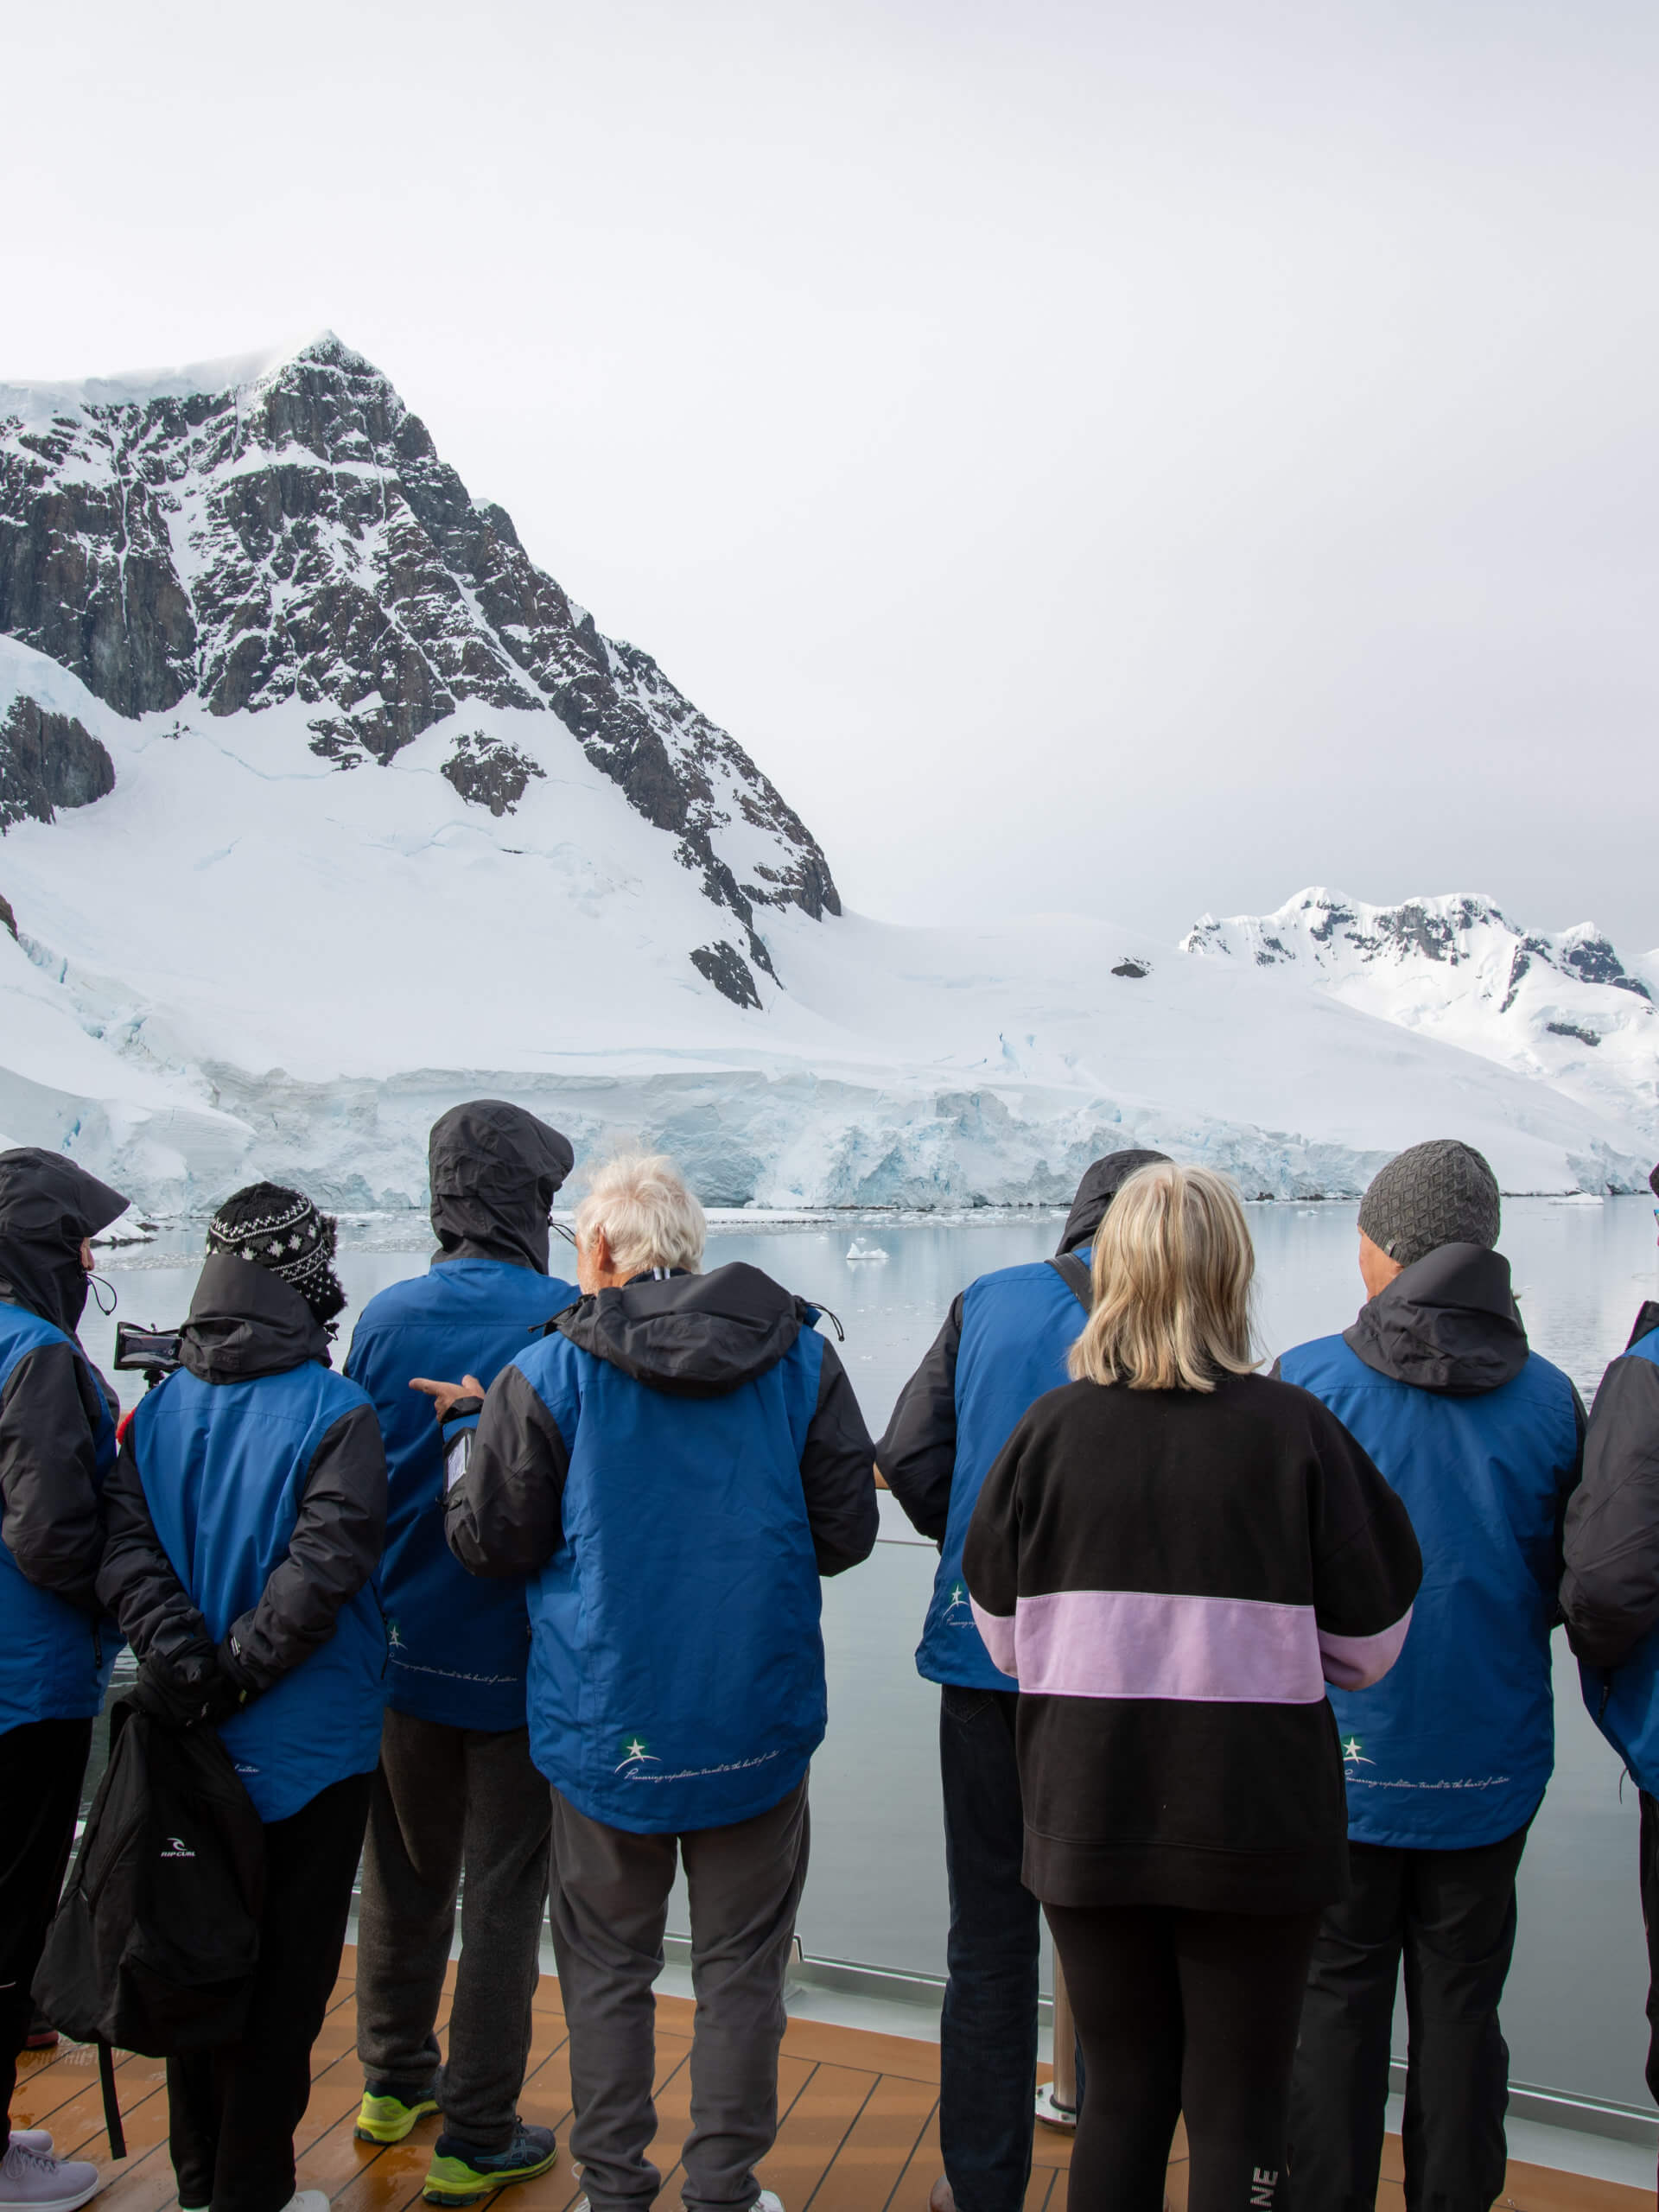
1, 335, 1652, 1211
1182, 890, 1659, 1139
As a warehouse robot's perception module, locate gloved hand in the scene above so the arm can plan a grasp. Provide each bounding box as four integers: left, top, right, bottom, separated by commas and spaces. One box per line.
131, 1651, 250, 1730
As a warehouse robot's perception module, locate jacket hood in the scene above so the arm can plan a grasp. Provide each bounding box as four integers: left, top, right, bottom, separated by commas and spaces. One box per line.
1344, 1242, 1528, 1397
429, 1101, 575, 1274
178, 1253, 333, 1382
0, 1147, 129, 1335
556, 1262, 815, 1398
1056, 1148, 1173, 1254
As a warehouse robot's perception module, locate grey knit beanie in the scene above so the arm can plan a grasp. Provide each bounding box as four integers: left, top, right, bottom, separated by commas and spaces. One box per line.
1357, 1141, 1501, 1268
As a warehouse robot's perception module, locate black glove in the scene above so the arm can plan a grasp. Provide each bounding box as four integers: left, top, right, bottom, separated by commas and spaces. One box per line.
131, 1651, 251, 1730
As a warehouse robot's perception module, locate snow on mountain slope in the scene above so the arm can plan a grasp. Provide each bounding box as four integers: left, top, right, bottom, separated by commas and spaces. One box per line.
0, 338, 1651, 1210
1183, 889, 1659, 1141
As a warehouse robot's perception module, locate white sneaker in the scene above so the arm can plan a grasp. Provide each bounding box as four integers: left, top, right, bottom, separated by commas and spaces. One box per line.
3, 2143, 50, 2163
276, 2196, 327, 2212
0, 2139, 101, 2212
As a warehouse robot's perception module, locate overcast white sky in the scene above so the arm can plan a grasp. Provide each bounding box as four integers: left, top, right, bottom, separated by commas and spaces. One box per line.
4, 0, 1656, 946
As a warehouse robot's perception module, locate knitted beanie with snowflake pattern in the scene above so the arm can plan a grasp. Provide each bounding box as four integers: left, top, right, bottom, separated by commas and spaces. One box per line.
206, 1181, 347, 1325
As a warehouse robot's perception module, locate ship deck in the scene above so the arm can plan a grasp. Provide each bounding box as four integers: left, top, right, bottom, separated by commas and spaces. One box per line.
13, 1948, 1645, 2212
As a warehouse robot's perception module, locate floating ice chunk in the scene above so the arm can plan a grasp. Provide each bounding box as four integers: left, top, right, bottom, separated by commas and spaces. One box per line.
846, 1239, 890, 1262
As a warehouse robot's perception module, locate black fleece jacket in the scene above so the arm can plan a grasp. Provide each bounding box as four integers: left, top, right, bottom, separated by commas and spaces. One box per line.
1561, 1301, 1659, 1669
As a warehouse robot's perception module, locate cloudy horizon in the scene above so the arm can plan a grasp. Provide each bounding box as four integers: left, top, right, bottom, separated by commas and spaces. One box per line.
5, 0, 1655, 950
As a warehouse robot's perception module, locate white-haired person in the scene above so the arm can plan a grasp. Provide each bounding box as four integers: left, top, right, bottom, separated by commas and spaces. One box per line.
414, 1153, 879, 2212
963, 1164, 1421, 2212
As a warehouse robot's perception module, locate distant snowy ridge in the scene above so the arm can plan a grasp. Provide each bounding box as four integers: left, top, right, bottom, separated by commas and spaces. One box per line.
0, 338, 1654, 1211
1182, 888, 1659, 1139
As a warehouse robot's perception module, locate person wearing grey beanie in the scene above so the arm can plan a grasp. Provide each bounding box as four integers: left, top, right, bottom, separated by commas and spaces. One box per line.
1356, 1138, 1502, 1276
1275, 1142, 1586, 2212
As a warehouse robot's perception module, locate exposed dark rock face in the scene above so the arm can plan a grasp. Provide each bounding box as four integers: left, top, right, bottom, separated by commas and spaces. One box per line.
0, 696, 116, 830
1547, 1020, 1602, 1047
441, 732, 546, 816
0, 889, 14, 937
1112, 959, 1148, 978
0, 335, 840, 956
690, 940, 762, 1009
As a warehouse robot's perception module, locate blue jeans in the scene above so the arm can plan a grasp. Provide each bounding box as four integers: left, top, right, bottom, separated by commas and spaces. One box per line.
939, 1684, 1040, 2212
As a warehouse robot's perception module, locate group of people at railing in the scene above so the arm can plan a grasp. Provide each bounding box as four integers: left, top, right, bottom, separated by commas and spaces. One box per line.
2, 1114, 1657, 2212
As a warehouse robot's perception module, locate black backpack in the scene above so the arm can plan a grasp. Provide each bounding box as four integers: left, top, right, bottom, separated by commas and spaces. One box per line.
33, 1699, 266, 2156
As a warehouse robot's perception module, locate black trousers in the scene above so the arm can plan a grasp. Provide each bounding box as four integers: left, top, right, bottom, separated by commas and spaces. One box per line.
1, 1717, 94, 2139
1046, 1899, 1319, 2212
1285, 1824, 1529, 2212
168, 1770, 372, 2212
1638, 1792, 1659, 2121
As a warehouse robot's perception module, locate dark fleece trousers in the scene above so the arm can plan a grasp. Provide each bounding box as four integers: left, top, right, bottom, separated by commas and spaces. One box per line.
548, 1777, 809, 2212
354, 1709, 552, 2148
1046, 1900, 1319, 2212
1, 1717, 92, 2140
168, 1771, 371, 2212
1285, 1823, 1529, 2212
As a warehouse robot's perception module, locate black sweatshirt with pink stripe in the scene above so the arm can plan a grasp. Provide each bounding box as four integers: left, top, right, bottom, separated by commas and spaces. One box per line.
963, 1372, 1422, 1913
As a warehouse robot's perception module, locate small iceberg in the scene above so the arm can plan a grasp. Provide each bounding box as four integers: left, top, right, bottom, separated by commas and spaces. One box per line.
846, 1238, 890, 1262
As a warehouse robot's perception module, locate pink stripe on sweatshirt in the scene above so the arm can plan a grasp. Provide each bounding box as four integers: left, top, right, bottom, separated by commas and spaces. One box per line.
987, 1586, 1328, 1703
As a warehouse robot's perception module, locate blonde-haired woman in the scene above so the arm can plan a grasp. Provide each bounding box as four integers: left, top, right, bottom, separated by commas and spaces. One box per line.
963, 1164, 1421, 2212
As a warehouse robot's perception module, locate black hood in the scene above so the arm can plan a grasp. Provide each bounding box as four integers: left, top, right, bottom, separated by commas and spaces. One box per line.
1056, 1148, 1173, 1254
429, 1101, 575, 1274
0, 1147, 129, 1335
556, 1262, 816, 1399
1344, 1242, 1528, 1397
178, 1253, 332, 1383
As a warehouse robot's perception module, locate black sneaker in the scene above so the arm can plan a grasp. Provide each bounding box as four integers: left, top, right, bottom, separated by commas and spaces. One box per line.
422, 2122, 557, 2203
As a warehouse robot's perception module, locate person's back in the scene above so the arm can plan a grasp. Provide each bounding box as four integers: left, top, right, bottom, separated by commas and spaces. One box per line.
1559, 1183, 1659, 2156
436, 1152, 877, 2212
0, 1148, 128, 2212
879, 1147, 1167, 2212
1276, 1141, 1585, 2212
349, 1103, 576, 1732
346, 1102, 575, 2203
98, 1185, 387, 2212
965, 1163, 1421, 2212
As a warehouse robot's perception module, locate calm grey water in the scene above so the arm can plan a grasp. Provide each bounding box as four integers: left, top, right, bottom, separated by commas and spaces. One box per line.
82, 1196, 1659, 2111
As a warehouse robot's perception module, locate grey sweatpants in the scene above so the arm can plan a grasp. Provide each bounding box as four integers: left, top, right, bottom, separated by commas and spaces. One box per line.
549, 1777, 810, 2212
354, 1708, 552, 2149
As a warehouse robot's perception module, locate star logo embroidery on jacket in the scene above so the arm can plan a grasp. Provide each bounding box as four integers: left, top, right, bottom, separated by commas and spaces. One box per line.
615, 1735, 660, 1772
1342, 1736, 1373, 1764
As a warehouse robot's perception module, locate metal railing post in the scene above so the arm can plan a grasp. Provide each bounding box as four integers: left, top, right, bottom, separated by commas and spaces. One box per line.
1035, 1916, 1078, 2129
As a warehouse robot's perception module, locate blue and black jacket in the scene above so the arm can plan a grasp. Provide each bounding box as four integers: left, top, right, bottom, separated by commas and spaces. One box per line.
346, 1098, 575, 1731
879, 1148, 1169, 1689
0, 1149, 129, 1731
1561, 1299, 1659, 1794
442, 1262, 879, 1833
1278, 1242, 1584, 1849
98, 1254, 389, 1823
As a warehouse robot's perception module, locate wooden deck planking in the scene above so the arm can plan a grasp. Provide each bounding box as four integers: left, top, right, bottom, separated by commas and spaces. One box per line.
13, 1948, 1650, 2212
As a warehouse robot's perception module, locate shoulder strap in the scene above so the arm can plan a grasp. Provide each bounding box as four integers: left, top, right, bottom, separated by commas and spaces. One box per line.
1047, 1254, 1093, 1312
98, 2041, 124, 2160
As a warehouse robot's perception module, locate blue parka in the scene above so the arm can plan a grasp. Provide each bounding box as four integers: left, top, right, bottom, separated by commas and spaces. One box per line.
1560, 1303, 1659, 1794
348, 1261, 575, 1729
345, 1098, 575, 1730
98, 1255, 389, 1823
879, 1149, 1170, 1688
0, 1150, 128, 1732
1279, 1243, 1583, 1849
442, 1262, 878, 1833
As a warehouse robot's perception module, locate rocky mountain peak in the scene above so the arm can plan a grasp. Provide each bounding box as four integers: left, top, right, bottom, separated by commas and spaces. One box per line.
0, 333, 838, 1004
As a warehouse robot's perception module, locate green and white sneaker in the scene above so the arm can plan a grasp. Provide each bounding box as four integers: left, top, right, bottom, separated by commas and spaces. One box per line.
422, 2123, 557, 2203
354, 2082, 442, 2144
